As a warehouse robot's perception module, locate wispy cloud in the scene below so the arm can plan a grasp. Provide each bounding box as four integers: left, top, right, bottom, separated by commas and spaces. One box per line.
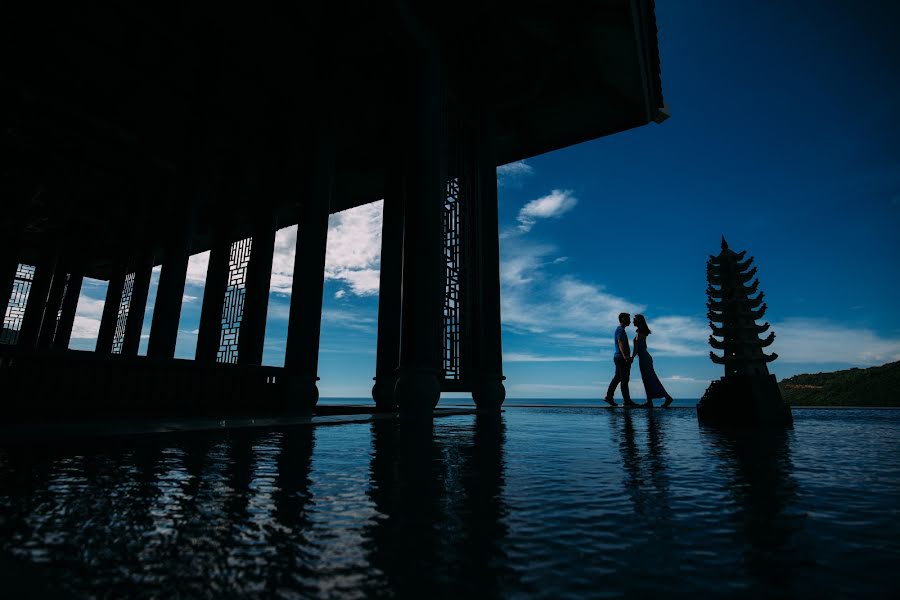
322, 308, 377, 333
516, 189, 578, 233
504, 352, 599, 362
499, 209, 708, 358
772, 318, 900, 365
497, 160, 534, 188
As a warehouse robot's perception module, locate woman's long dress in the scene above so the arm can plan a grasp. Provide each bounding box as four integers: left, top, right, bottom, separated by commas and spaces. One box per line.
635, 336, 669, 400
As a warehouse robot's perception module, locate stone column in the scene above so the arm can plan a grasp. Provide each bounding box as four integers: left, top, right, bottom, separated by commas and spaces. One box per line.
282, 140, 334, 412
371, 168, 404, 411
195, 225, 231, 362
394, 50, 446, 415
96, 263, 126, 353
237, 210, 277, 366
36, 262, 69, 349
471, 109, 506, 409
148, 202, 195, 359
122, 255, 154, 356
17, 249, 59, 349
53, 271, 83, 351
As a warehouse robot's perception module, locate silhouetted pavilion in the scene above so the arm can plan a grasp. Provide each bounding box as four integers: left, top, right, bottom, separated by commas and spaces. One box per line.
0, 2, 666, 418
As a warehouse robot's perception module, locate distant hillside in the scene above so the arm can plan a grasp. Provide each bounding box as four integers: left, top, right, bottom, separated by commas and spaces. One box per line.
779, 361, 900, 407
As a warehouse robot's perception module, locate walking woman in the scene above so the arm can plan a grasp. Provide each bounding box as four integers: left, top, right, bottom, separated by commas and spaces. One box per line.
632, 314, 675, 408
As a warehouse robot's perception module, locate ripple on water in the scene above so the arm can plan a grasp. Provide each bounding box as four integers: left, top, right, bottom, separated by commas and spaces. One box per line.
0, 407, 898, 598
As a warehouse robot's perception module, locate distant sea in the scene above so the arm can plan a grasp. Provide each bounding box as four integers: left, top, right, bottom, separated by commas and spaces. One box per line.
318, 397, 702, 408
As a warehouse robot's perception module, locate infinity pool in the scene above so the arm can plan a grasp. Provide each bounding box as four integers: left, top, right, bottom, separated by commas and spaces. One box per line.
1, 407, 898, 598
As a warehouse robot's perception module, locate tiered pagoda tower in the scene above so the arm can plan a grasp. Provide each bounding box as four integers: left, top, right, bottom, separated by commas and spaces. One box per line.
697, 238, 793, 427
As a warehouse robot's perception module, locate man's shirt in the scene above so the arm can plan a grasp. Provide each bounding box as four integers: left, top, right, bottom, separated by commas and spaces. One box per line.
614, 325, 630, 358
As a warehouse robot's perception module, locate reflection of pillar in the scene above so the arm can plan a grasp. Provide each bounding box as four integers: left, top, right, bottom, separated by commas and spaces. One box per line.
283, 140, 334, 411
17, 249, 59, 349
53, 271, 83, 351
148, 204, 194, 359
238, 210, 277, 366
122, 255, 154, 356
96, 263, 126, 353
37, 262, 69, 349
372, 168, 404, 410
395, 50, 446, 415
471, 110, 506, 409
195, 225, 231, 362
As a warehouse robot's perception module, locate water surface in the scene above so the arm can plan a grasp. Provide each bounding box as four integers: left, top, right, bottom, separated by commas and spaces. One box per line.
1, 407, 898, 598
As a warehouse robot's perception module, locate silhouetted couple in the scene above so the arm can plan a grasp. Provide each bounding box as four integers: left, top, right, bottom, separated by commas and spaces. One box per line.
603, 312, 674, 408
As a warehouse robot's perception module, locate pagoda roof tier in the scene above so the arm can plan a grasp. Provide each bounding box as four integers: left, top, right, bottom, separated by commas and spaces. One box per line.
707, 249, 746, 266
709, 321, 770, 336
708, 302, 768, 323
710, 351, 778, 365
735, 256, 755, 271
708, 292, 765, 309
708, 332, 775, 350
2, 1, 666, 281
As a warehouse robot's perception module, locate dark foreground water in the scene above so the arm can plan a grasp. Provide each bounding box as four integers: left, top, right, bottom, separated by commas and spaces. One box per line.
1, 407, 898, 598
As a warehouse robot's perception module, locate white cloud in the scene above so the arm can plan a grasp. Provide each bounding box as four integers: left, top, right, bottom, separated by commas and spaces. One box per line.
185, 251, 210, 286
268, 202, 384, 298
771, 318, 900, 365
516, 189, 578, 232
497, 160, 534, 187
334, 289, 346, 299
70, 316, 101, 339
325, 201, 383, 295
270, 225, 297, 295
182, 294, 198, 303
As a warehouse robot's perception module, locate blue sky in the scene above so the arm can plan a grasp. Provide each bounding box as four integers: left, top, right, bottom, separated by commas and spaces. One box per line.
68, 2, 900, 399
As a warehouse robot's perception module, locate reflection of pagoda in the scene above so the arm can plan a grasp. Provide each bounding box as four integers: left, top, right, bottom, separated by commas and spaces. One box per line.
697, 238, 792, 427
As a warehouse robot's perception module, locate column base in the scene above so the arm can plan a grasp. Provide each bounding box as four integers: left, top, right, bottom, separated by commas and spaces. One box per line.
394, 367, 440, 415
472, 378, 506, 411
372, 375, 398, 412
278, 375, 320, 416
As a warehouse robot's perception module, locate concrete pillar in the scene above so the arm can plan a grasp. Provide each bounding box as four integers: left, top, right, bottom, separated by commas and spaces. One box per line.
237, 210, 277, 366
283, 140, 334, 412
148, 207, 194, 359
53, 271, 83, 351
394, 50, 446, 415
122, 255, 154, 356
471, 109, 506, 409
36, 263, 69, 349
372, 168, 404, 411
96, 264, 126, 354
17, 249, 59, 349
195, 225, 231, 362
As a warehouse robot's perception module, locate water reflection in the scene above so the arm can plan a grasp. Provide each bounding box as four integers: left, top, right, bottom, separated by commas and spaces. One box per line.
365, 414, 513, 597
700, 424, 807, 595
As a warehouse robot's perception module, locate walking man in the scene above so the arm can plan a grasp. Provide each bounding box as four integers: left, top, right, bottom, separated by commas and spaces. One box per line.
604, 312, 640, 407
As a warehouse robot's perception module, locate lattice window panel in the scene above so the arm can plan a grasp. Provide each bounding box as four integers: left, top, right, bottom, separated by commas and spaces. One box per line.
111, 271, 136, 354
51, 273, 71, 343
1, 264, 35, 345
442, 177, 463, 380
217, 236, 252, 364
